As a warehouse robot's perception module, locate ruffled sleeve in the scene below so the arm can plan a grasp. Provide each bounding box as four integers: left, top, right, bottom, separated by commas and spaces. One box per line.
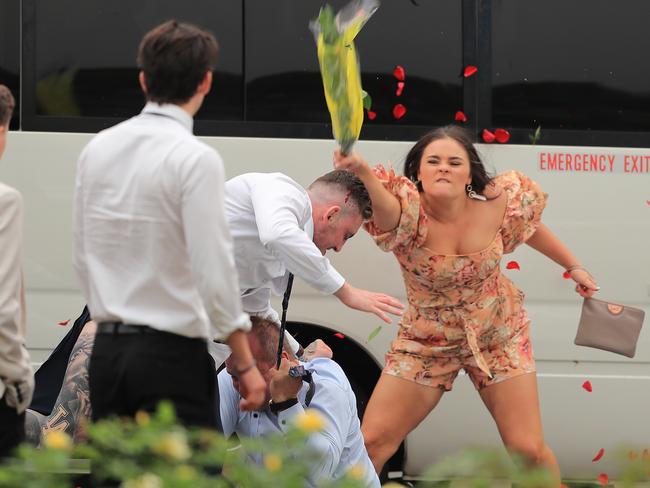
363, 164, 427, 253
498, 171, 547, 253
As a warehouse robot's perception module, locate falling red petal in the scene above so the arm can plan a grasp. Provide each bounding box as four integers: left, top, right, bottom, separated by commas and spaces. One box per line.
582, 380, 593, 392
463, 65, 478, 77
647, 200, 650, 206
628, 451, 638, 460
367, 110, 377, 120
454, 111, 467, 123
494, 128, 510, 143
58, 319, 70, 326
592, 448, 605, 462
396, 81, 405, 96
643, 448, 649, 460
482, 129, 495, 143
505, 261, 520, 270
393, 65, 406, 81
563, 271, 571, 279
334, 333, 345, 339
598, 473, 608, 486
393, 104, 407, 120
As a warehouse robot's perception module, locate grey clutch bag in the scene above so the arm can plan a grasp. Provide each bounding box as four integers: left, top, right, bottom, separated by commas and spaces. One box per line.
575, 297, 645, 358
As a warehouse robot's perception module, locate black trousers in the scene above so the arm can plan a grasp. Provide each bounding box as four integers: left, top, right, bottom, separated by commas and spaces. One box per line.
89, 326, 218, 429
0, 394, 25, 458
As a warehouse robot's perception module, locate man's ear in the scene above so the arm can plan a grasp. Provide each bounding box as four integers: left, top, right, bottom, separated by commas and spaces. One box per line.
138, 71, 148, 95
324, 205, 341, 223
197, 71, 213, 96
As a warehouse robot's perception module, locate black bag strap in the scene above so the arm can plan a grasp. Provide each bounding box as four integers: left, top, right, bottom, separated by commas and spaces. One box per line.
276, 273, 294, 368
275, 273, 316, 407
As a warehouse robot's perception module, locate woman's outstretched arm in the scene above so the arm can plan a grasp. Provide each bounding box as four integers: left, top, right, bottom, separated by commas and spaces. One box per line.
333, 149, 402, 232
526, 223, 600, 298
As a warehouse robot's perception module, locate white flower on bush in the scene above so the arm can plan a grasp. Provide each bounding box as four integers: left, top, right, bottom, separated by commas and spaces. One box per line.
152, 430, 191, 461
122, 473, 163, 488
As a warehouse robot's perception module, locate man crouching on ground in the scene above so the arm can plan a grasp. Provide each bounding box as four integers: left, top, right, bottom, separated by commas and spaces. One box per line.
219, 317, 380, 487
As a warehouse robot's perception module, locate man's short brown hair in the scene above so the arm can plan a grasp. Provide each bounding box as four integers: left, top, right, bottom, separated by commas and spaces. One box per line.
310, 170, 373, 220
0, 85, 15, 126
249, 316, 295, 365
137, 20, 219, 104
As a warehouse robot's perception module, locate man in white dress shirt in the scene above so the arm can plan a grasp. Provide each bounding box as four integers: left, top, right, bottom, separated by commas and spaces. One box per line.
225, 170, 403, 355
219, 317, 380, 488
72, 21, 265, 427
0, 85, 34, 457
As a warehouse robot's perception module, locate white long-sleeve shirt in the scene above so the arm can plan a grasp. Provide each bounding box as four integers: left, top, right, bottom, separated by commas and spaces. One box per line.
0, 183, 33, 412
225, 173, 345, 323
219, 358, 380, 488
72, 102, 250, 340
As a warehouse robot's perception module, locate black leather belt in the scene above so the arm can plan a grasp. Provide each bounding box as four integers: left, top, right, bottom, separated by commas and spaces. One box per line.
97, 322, 156, 334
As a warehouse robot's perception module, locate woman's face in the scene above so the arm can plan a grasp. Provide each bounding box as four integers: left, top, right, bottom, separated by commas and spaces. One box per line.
417, 137, 472, 199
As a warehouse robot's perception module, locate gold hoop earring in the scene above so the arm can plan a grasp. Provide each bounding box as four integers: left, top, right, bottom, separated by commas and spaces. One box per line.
466, 184, 487, 201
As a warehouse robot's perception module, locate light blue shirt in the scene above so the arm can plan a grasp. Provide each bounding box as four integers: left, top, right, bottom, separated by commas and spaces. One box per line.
218, 357, 380, 488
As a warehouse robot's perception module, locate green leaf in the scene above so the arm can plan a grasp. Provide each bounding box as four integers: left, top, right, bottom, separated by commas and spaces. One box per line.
529, 125, 542, 145
367, 325, 382, 342
318, 5, 338, 44
361, 90, 372, 111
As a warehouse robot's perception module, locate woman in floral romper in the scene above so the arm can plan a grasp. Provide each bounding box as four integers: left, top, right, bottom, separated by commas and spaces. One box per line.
333, 126, 599, 485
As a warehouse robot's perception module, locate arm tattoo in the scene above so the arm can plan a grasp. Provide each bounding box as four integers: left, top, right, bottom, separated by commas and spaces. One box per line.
25, 321, 97, 445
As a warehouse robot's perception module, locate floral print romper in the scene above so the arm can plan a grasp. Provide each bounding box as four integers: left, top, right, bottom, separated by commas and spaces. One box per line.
365, 167, 547, 391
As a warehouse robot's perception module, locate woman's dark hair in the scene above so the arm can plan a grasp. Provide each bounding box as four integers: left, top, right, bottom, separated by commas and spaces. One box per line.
403, 125, 493, 193
137, 20, 219, 105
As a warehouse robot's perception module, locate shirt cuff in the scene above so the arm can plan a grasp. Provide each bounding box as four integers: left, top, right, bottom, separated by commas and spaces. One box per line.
316, 268, 345, 295
276, 402, 306, 433
213, 312, 252, 341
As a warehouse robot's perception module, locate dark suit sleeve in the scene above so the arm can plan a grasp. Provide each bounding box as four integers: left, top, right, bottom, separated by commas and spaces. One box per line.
28, 307, 91, 415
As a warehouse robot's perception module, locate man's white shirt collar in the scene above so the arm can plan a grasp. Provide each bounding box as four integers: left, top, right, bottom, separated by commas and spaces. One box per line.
142, 102, 194, 133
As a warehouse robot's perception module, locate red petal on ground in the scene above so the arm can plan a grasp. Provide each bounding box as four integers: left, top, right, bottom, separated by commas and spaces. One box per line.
454, 110, 467, 122
563, 271, 571, 279
58, 319, 70, 326
482, 129, 495, 143
582, 380, 593, 392
598, 473, 609, 486
505, 260, 520, 270
396, 81, 405, 96
393, 65, 406, 81
393, 104, 407, 120
592, 448, 605, 462
494, 128, 510, 143
367, 110, 377, 120
334, 333, 345, 339
463, 65, 478, 77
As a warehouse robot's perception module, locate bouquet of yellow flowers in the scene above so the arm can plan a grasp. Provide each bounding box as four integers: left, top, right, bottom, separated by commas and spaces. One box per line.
310, 0, 379, 154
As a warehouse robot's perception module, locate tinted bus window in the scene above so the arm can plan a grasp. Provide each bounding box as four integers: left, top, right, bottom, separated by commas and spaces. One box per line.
0, 0, 20, 129
492, 0, 650, 132
30, 0, 243, 122
245, 0, 462, 128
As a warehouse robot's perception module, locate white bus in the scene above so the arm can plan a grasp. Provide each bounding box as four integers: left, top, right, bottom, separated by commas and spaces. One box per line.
1, 0, 649, 482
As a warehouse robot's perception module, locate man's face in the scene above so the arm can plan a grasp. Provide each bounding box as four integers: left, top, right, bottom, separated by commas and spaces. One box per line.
312, 208, 363, 255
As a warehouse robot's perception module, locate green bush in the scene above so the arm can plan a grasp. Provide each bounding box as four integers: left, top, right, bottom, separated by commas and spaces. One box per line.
0, 403, 368, 488
1, 404, 648, 488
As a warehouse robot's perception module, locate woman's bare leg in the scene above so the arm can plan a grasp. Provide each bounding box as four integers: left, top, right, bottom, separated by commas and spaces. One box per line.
478, 373, 561, 487
361, 373, 445, 473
